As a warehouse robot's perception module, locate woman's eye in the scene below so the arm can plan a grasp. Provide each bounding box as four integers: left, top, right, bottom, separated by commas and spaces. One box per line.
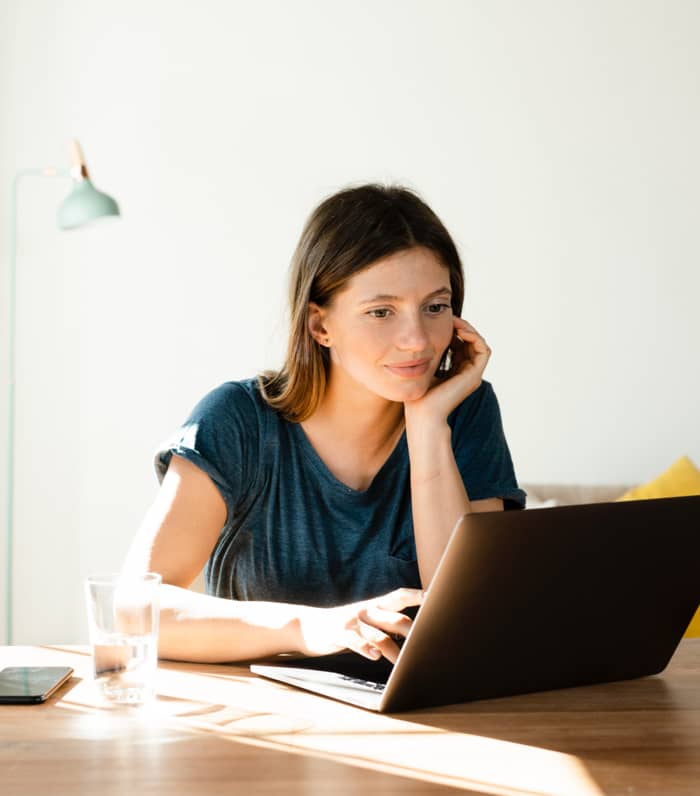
426, 303, 450, 315
367, 308, 391, 319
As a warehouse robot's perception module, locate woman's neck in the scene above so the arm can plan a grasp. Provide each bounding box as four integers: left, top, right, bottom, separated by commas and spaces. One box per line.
308, 368, 404, 449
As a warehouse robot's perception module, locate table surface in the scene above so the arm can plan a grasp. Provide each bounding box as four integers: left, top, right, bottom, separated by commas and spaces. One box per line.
1, 640, 699, 796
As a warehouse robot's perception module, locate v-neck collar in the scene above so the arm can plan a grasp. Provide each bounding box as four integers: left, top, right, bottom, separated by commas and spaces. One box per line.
290, 421, 407, 499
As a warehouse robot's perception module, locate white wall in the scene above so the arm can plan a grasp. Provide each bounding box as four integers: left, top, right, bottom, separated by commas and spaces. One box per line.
1, 0, 698, 643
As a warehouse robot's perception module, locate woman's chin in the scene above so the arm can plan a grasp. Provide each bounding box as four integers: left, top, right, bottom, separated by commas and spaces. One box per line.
379, 380, 431, 404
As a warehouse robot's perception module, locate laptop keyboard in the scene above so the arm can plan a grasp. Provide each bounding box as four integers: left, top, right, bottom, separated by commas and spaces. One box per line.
338, 675, 386, 692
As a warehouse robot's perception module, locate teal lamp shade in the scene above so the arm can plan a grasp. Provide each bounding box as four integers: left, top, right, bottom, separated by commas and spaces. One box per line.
56, 140, 120, 230
57, 178, 120, 230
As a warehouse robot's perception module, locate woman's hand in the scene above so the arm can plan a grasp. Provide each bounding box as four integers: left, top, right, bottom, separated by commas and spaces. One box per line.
295, 588, 424, 664
405, 317, 491, 424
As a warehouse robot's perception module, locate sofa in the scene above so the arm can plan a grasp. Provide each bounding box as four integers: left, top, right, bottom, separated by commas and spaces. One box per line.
522, 483, 631, 508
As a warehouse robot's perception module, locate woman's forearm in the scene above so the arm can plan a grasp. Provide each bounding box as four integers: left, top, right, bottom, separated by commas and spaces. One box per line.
405, 415, 470, 588
157, 584, 304, 662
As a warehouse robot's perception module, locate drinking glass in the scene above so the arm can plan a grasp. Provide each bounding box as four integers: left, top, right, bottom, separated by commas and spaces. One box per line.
84, 572, 161, 703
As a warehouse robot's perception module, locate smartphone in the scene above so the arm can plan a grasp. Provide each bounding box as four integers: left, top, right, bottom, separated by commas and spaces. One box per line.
0, 666, 74, 704
436, 332, 467, 379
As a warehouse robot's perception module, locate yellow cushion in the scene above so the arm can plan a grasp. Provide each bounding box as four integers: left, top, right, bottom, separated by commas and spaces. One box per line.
686, 608, 700, 638
617, 456, 700, 501
617, 456, 700, 638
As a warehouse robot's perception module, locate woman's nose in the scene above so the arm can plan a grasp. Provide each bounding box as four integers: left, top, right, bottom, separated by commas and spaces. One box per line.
396, 314, 430, 351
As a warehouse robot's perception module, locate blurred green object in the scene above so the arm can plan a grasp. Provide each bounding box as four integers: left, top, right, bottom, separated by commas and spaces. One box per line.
58, 178, 120, 229
57, 140, 120, 229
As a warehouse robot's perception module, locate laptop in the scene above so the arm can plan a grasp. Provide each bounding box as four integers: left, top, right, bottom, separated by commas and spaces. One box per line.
251, 495, 700, 712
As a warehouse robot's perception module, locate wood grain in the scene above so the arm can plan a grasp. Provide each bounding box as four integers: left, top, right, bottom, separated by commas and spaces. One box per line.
1, 640, 698, 795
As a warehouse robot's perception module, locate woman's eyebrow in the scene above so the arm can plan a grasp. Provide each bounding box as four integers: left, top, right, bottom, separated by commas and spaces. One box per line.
358, 287, 452, 305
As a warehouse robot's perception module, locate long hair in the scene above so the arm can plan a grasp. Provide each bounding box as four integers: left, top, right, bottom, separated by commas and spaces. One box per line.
259, 183, 465, 422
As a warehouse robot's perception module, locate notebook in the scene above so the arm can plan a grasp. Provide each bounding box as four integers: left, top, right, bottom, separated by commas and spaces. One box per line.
251, 495, 700, 712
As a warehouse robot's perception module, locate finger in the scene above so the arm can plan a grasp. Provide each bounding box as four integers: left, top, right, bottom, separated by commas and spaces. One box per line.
455, 332, 491, 360
454, 326, 488, 346
356, 620, 401, 664
340, 627, 384, 661
453, 317, 481, 336
358, 605, 413, 639
373, 587, 425, 613
453, 317, 487, 343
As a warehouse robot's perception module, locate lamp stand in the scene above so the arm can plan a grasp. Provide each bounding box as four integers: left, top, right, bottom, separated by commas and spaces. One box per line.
5, 167, 70, 645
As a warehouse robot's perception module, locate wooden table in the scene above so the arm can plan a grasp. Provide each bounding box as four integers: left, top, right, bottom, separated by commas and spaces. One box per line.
1, 641, 698, 795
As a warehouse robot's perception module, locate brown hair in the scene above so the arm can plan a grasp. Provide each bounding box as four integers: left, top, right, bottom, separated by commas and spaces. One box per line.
259, 183, 465, 421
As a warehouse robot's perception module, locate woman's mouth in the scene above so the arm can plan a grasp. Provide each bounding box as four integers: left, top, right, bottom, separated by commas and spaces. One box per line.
384, 359, 431, 378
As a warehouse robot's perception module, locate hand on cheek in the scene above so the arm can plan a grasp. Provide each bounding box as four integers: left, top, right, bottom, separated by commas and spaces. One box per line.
408, 317, 491, 421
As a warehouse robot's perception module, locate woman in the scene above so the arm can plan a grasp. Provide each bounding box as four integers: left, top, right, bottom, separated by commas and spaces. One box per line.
124, 184, 526, 665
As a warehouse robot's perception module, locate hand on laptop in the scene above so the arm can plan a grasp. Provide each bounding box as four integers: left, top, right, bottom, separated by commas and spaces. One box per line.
295, 588, 424, 664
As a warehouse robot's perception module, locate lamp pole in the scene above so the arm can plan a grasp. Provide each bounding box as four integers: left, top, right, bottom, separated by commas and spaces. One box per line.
6, 167, 70, 644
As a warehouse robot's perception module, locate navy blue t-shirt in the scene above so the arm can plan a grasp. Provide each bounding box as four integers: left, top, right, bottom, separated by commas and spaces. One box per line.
155, 378, 526, 607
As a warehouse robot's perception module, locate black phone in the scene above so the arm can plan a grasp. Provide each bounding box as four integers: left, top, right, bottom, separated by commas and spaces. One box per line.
0, 666, 74, 704
436, 333, 465, 379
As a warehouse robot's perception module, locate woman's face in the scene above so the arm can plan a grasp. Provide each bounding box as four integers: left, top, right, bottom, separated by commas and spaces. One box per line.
315, 246, 455, 403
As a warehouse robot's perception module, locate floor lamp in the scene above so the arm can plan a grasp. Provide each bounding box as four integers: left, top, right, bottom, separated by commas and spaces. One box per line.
5, 140, 120, 644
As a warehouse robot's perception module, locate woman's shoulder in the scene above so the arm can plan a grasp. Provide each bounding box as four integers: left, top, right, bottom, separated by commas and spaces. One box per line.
187, 376, 272, 424
155, 378, 274, 497
448, 379, 498, 426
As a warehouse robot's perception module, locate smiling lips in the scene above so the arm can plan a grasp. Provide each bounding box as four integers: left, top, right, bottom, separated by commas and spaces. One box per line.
384, 358, 432, 378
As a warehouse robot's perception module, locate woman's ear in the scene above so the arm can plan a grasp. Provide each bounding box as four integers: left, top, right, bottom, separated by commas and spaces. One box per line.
307, 303, 331, 347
